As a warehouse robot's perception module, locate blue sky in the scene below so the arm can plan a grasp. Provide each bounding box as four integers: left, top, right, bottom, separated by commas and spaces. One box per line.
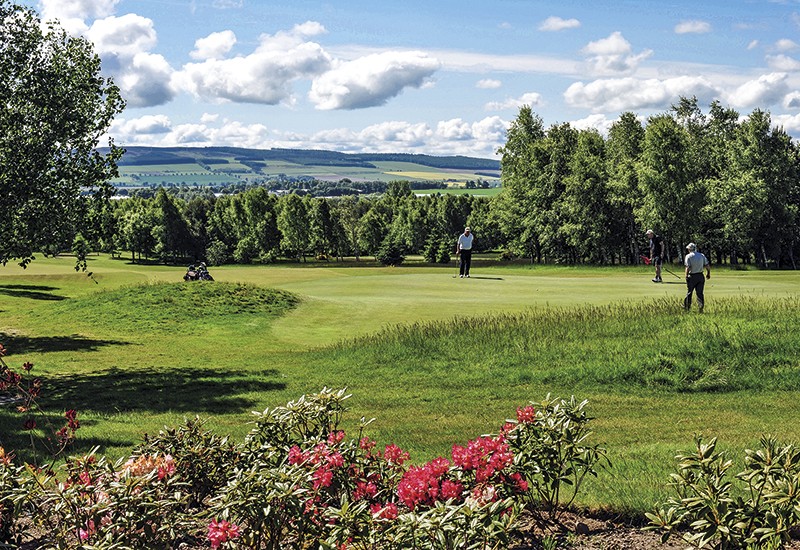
22, 0, 800, 158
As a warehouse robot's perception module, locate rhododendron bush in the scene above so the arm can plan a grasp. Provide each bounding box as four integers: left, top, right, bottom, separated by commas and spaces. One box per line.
0, 387, 607, 548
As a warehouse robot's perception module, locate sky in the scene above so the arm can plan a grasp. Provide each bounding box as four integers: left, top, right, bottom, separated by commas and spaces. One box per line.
19, 0, 800, 159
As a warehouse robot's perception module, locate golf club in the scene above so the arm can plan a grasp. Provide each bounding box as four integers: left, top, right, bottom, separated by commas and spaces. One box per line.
662, 265, 682, 280
640, 254, 681, 279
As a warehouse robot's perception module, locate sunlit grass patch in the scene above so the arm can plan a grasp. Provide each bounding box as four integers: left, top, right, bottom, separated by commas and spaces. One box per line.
41, 282, 300, 333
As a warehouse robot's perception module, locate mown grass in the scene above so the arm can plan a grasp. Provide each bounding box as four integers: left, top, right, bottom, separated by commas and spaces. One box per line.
0, 256, 799, 514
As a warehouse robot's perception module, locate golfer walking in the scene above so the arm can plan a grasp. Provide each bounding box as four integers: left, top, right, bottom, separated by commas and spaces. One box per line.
684, 243, 710, 312
456, 227, 473, 278
646, 229, 665, 282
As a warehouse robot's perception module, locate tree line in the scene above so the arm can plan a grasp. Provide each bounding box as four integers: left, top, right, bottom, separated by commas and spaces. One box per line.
497, 98, 799, 268
82, 182, 487, 267
76, 97, 798, 269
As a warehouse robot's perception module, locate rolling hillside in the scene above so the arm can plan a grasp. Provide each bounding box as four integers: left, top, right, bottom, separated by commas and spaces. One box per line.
101, 146, 502, 189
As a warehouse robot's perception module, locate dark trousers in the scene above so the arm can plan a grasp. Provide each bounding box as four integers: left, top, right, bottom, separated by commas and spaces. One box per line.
684, 273, 705, 310
459, 249, 472, 276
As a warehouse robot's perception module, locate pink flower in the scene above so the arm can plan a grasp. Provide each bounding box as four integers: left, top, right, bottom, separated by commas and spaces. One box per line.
312, 466, 334, 489
288, 445, 306, 465
508, 472, 529, 492
157, 455, 176, 480
516, 405, 536, 424
397, 457, 452, 509
79, 519, 96, 541
354, 480, 378, 500
383, 444, 410, 466
441, 479, 464, 500
208, 518, 241, 549
327, 430, 345, 445
371, 502, 399, 520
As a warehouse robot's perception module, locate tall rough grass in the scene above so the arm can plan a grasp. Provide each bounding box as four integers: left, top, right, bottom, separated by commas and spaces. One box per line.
331, 296, 800, 393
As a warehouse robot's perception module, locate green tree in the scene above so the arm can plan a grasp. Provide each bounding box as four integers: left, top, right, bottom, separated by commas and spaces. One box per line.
636, 114, 701, 259
334, 196, 370, 261
606, 112, 645, 263
153, 189, 192, 264
722, 110, 798, 266
118, 199, 157, 262
0, 1, 125, 268
309, 197, 335, 258
560, 129, 609, 263
277, 193, 310, 261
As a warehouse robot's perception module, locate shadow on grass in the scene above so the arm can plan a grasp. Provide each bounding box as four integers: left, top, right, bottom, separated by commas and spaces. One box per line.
0, 284, 67, 301
0, 413, 138, 464
0, 333, 132, 354
0, 367, 286, 462
44, 367, 286, 415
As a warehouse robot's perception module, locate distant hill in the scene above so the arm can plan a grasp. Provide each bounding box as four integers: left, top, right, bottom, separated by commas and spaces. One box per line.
105, 146, 500, 171
98, 146, 502, 190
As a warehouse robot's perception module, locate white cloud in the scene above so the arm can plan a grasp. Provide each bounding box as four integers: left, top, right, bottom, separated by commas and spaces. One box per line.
83, 15, 175, 107
191, 30, 237, 60
674, 20, 712, 34
169, 124, 212, 144
201, 113, 220, 123
38, 0, 119, 33
766, 54, 800, 71
358, 121, 432, 147
175, 25, 332, 105
476, 79, 502, 89
437, 118, 474, 140
775, 38, 799, 51
725, 72, 790, 108
112, 114, 171, 135
564, 76, 718, 112
748, 40, 760, 50
109, 112, 509, 158
784, 91, 800, 108
773, 112, 800, 134
119, 52, 176, 107
538, 16, 580, 32
571, 113, 615, 135
213, 120, 270, 147
485, 92, 543, 111
309, 51, 441, 110
580, 32, 653, 76
307, 116, 508, 157
86, 14, 157, 58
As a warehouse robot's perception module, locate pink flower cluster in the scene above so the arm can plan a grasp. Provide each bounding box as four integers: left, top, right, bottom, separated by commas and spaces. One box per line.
397, 457, 459, 509
516, 405, 536, 424
288, 438, 345, 490
370, 501, 399, 520
397, 433, 529, 511
452, 434, 514, 482
207, 518, 241, 549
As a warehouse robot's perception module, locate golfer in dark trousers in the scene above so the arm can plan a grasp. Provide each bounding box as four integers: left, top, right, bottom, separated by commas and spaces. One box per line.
456, 227, 473, 278
684, 243, 710, 311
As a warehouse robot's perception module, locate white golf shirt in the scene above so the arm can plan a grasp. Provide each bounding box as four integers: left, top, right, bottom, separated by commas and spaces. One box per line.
458, 233, 474, 251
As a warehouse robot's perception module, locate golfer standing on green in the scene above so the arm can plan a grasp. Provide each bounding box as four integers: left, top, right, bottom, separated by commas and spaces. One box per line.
456, 227, 473, 278
684, 243, 711, 312
646, 229, 665, 282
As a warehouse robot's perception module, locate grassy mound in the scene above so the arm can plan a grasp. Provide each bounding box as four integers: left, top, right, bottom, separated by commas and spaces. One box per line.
45, 282, 300, 333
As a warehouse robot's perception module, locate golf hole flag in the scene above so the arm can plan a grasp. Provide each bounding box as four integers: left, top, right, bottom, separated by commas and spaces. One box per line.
640, 255, 652, 265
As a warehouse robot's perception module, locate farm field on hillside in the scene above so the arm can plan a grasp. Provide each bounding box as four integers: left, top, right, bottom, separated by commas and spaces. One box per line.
1, 255, 799, 513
